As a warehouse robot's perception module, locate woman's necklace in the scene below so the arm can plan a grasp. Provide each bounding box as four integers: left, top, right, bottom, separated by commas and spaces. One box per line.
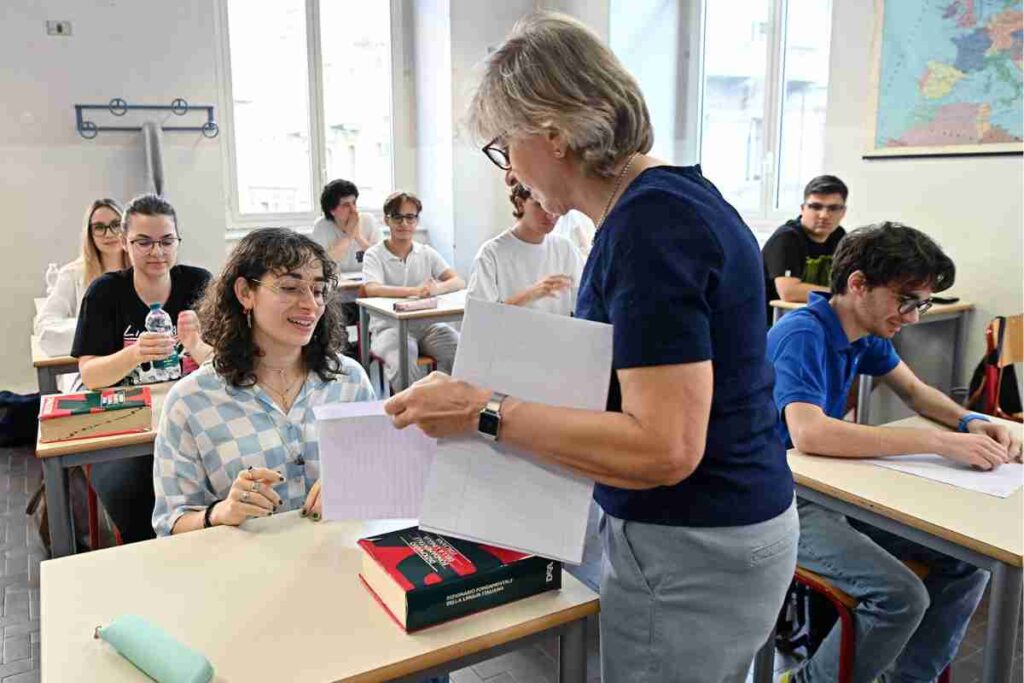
258, 364, 305, 413
595, 152, 639, 231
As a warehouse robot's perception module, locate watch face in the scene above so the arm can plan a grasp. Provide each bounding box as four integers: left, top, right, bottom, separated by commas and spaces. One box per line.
478, 411, 500, 437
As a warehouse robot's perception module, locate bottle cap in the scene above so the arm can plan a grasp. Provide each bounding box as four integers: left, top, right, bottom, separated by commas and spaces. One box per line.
149, 303, 161, 311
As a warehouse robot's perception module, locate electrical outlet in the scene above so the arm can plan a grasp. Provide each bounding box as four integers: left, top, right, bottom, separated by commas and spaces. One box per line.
46, 20, 72, 37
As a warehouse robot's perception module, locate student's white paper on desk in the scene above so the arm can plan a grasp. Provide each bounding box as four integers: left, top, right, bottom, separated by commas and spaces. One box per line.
419, 299, 613, 564
866, 454, 1023, 498
314, 401, 436, 520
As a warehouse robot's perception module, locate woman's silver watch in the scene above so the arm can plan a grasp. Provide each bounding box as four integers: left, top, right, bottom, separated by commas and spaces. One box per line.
477, 392, 508, 441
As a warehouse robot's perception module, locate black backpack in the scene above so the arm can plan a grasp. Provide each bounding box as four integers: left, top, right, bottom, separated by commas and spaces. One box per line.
0, 391, 40, 447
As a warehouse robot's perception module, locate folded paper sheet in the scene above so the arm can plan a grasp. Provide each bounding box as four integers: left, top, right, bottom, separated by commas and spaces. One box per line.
315, 401, 436, 520
419, 299, 613, 564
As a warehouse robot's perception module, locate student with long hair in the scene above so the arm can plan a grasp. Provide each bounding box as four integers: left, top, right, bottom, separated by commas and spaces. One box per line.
33, 198, 130, 354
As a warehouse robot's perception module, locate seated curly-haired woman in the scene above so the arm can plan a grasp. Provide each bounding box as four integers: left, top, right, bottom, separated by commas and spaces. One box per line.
152, 228, 376, 536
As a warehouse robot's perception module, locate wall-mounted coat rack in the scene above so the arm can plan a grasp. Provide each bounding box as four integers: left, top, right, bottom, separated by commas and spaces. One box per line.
74, 98, 219, 139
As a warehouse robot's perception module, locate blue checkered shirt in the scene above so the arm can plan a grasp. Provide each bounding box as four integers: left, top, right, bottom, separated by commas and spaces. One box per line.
152, 356, 376, 536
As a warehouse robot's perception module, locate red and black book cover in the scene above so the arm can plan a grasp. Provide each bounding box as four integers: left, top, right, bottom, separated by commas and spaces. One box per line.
358, 526, 561, 631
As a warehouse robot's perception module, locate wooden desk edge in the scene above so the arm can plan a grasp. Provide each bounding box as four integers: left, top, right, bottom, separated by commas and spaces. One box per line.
793, 472, 1023, 567
35, 429, 156, 459
356, 299, 466, 321
344, 598, 600, 683
32, 355, 77, 369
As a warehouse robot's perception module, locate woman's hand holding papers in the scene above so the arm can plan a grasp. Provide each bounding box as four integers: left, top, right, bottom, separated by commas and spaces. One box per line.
385, 372, 492, 438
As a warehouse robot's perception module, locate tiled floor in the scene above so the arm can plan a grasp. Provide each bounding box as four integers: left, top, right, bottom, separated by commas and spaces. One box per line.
1, 444, 1020, 683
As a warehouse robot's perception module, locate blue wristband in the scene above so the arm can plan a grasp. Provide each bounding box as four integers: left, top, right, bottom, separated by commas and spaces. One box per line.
958, 413, 990, 433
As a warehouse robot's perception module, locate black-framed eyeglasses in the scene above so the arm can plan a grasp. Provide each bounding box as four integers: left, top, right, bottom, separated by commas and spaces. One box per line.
128, 236, 182, 252
387, 213, 420, 225
90, 220, 123, 237
804, 202, 846, 214
250, 277, 334, 305
482, 136, 511, 171
897, 295, 934, 316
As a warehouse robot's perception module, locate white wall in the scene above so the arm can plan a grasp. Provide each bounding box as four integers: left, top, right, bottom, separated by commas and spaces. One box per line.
825, 0, 1024, 419
0, 0, 227, 391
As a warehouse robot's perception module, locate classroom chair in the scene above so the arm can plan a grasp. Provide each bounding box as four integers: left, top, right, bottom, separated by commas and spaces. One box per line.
792, 562, 952, 683
967, 314, 1023, 421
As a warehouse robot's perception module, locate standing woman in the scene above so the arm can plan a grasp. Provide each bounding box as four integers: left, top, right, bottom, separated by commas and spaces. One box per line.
33, 198, 130, 354
385, 13, 797, 682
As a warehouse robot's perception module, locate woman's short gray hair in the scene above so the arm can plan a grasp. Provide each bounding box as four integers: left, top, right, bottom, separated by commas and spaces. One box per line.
467, 12, 653, 178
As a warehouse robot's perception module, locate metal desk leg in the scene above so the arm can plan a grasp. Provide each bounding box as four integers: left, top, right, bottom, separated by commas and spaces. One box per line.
42, 457, 74, 558
951, 311, 967, 400
358, 306, 370, 370
980, 562, 1022, 683
856, 374, 873, 425
751, 628, 775, 683
397, 318, 411, 392
36, 367, 58, 395
558, 618, 587, 683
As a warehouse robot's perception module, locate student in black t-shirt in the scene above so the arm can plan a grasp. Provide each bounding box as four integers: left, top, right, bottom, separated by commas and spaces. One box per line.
71, 193, 212, 542
762, 175, 849, 317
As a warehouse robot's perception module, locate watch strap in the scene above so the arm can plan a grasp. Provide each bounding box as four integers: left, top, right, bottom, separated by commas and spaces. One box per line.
958, 413, 990, 433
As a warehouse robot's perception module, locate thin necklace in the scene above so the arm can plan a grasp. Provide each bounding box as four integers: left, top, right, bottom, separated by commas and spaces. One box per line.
595, 152, 639, 231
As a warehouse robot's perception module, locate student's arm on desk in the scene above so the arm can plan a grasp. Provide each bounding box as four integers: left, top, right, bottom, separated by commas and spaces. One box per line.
784, 400, 1017, 470
78, 333, 176, 389
882, 361, 1022, 461
363, 282, 428, 298
775, 277, 830, 303
388, 361, 712, 490
428, 268, 465, 295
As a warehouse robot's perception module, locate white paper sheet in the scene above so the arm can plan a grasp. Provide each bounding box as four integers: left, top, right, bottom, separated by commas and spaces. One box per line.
314, 401, 436, 520
866, 454, 1024, 498
419, 299, 613, 564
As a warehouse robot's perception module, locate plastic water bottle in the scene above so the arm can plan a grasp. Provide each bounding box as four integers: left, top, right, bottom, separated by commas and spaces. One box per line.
144, 303, 179, 372
44, 263, 59, 295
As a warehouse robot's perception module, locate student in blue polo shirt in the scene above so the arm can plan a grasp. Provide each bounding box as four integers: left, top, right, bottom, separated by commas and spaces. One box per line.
767, 222, 1022, 683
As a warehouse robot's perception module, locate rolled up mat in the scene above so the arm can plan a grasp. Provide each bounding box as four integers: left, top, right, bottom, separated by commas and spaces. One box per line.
95, 615, 213, 683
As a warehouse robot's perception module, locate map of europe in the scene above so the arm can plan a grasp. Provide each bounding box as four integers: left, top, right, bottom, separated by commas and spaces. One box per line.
873, 0, 1022, 153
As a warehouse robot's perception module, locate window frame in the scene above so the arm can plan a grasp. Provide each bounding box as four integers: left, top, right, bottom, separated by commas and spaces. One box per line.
214, 0, 401, 237
696, 0, 833, 235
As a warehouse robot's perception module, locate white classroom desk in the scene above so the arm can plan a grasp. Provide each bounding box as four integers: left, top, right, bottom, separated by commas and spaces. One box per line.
31, 335, 78, 395
35, 382, 173, 558
769, 299, 974, 424
356, 290, 467, 389
41, 514, 599, 682
336, 271, 365, 304
787, 415, 1022, 683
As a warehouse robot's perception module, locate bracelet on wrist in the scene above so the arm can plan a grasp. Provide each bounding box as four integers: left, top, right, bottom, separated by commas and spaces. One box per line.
203, 500, 220, 529
958, 413, 991, 433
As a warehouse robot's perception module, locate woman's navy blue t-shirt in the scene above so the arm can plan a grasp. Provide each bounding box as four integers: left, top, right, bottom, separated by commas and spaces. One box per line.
577, 165, 793, 527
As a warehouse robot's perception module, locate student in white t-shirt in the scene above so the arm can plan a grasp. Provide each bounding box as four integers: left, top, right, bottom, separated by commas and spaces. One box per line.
362, 192, 464, 391
310, 178, 382, 274
468, 182, 584, 316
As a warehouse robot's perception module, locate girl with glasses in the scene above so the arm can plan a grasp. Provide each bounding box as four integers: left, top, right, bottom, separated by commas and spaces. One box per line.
153, 228, 375, 536
33, 198, 130, 357
71, 194, 213, 544
362, 191, 464, 391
